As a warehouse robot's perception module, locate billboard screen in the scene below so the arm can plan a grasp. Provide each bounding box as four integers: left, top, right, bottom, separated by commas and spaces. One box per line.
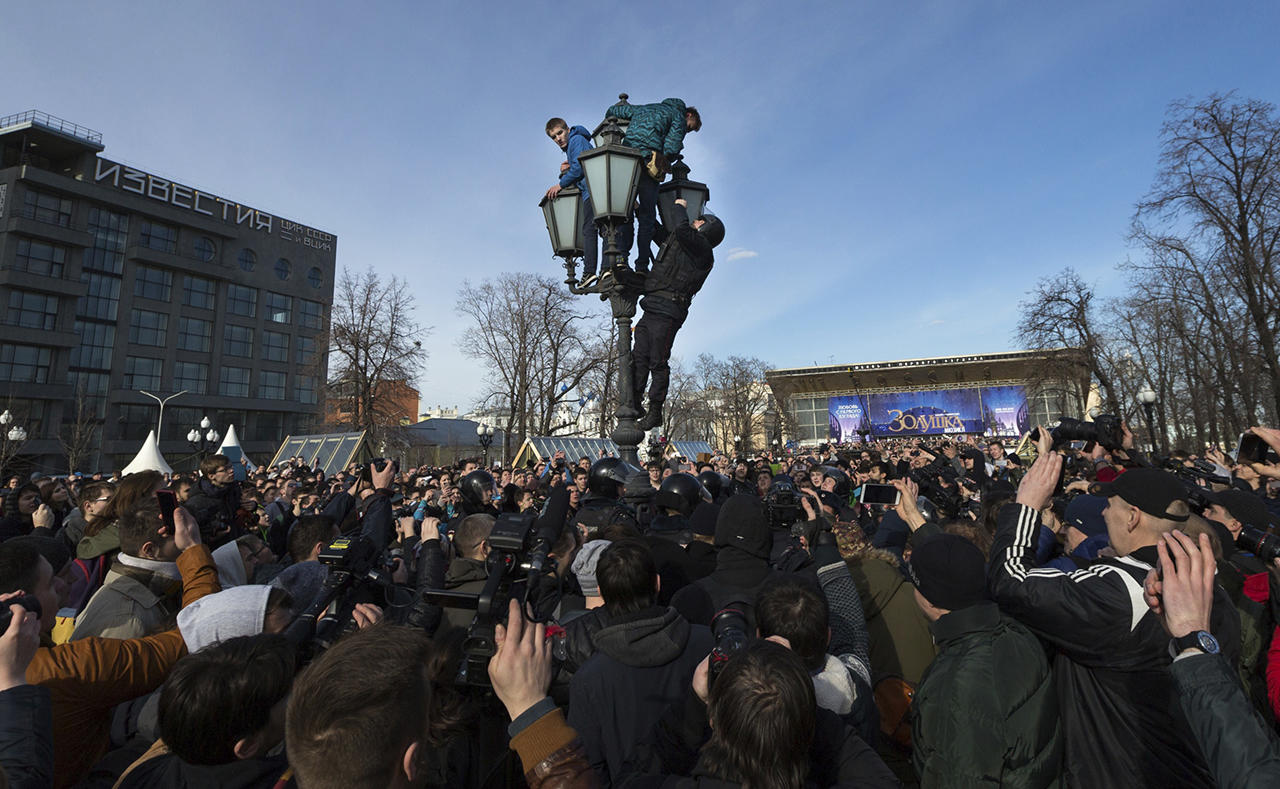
828, 385, 1029, 438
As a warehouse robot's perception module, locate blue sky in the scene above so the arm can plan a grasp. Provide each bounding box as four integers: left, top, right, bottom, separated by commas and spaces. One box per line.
6, 1, 1280, 411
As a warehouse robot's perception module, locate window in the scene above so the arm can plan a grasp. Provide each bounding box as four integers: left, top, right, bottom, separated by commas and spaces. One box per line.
259, 370, 286, 400
3, 401, 47, 440
223, 324, 253, 357
295, 335, 317, 365
219, 366, 250, 397
790, 396, 829, 443
177, 317, 212, 353
117, 404, 153, 441
67, 370, 109, 396
123, 356, 163, 390
227, 284, 256, 317
299, 299, 323, 330
262, 330, 289, 362
274, 258, 291, 280
307, 266, 324, 288
237, 248, 256, 272
162, 406, 202, 441
139, 220, 177, 253
70, 321, 115, 369
13, 238, 66, 278
251, 411, 285, 437
133, 266, 172, 301
181, 275, 216, 310
173, 361, 208, 394
265, 292, 291, 324
0, 344, 52, 383
296, 374, 318, 405
5, 291, 58, 331
129, 309, 169, 347
77, 273, 121, 321
21, 189, 72, 227
84, 207, 128, 275
193, 236, 216, 263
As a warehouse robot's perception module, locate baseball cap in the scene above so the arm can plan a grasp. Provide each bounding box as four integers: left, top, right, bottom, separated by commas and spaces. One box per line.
1205, 489, 1278, 529
1089, 468, 1189, 522
1065, 495, 1109, 538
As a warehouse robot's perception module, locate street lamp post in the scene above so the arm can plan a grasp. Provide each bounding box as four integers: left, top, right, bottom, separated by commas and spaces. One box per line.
1137, 385, 1159, 456
734, 435, 742, 458
139, 389, 187, 438
476, 423, 495, 467
187, 416, 221, 461
0, 410, 28, 477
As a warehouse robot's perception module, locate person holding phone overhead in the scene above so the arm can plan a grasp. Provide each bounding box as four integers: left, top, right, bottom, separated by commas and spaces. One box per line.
69, 491, 192, 641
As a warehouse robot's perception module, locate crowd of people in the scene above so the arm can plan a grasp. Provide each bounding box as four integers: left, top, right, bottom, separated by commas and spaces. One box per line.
1, 421, 1280, 787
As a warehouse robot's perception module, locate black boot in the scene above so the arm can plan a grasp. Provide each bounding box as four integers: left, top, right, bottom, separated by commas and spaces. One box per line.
639, 404, 663, 431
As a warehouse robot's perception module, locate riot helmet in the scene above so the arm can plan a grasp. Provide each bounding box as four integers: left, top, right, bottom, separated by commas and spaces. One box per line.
458, 470, 496, 509
655, 472, 713, 517
588, 457, 641, 499
696, 470, 723, 501
697, 213, 725, 248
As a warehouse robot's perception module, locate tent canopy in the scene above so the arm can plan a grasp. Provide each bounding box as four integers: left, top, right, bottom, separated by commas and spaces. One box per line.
665, 441, 715, 462
121, 430, 173, 476
216, 424, 257, 481
268, 431, 372, 475
512, 436, 618, 469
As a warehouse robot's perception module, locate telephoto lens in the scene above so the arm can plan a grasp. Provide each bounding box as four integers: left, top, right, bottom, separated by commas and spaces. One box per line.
707, 605, 750, 688
1237, 526, 1280, 564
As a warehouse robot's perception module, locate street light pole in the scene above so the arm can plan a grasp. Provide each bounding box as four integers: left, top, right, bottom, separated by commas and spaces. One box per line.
476, 423, 495, 467
139, 390, 187, 438
187, 416, 221, 462
0, 410, 28, 477
1137, 385, 1159, 456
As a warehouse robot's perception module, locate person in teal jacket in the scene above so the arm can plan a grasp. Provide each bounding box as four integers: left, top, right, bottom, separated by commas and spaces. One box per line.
604, 98, 700, 273
545, 118, 601, 283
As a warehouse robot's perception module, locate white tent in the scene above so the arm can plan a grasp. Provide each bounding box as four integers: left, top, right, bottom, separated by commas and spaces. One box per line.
120, 430, 174, 475
216, 424, 257, 473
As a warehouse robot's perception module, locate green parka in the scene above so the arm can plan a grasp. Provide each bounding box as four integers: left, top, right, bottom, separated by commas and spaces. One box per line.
606, 98, 689, 157
911, 601, 1063, 788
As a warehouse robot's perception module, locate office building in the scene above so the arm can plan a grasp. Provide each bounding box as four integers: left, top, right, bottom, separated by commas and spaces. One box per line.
0, 110, 336, 472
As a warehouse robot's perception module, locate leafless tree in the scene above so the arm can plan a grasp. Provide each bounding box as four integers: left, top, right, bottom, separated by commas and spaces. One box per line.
694, 354, 773, 453
58, 381, 101, 474
325, 267, 430, 445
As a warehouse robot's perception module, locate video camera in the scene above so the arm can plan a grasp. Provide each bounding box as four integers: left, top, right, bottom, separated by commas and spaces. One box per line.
1032, 415, 1125, 452
763, 475, 805, 528
285, 532, 404, 658
422, 487, 571, 686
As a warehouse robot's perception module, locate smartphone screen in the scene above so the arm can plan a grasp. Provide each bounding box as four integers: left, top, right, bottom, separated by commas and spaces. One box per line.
860, 483, 901, 506
156, 490, 178, 530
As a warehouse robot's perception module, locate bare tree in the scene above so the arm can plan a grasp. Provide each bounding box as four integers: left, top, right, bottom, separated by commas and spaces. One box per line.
325, 267, 430, 445
457, 273, 611, 456
695, 354, 773, 453
58, 382, 101, 474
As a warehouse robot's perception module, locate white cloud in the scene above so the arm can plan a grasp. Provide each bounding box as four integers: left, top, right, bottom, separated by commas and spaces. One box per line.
726, 248, 759, 261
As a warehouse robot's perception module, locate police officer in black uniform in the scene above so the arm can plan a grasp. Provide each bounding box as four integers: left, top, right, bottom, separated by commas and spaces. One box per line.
633, 198, 725, 431
570, 457, 641, 535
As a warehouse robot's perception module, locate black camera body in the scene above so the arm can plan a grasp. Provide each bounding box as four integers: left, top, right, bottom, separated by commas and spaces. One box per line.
1037, 415, 1125, 452
707, 605, 750, 688
763, 477, 803, 528
0, 594, 42, 631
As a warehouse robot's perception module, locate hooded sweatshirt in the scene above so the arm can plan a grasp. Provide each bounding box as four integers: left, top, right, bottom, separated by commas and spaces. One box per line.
212, 541, 248, 588
568, 606, 713, 785
177, 585, 270, 652
557, 125, 594, 201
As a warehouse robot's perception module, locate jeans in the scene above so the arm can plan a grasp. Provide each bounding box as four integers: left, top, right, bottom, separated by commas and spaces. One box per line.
582, 198, 600, 276
617, 173, 660, 270
632, 310, 684, 410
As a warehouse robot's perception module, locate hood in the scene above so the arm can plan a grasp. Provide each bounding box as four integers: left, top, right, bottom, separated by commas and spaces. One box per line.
212, 541, 248, 588
714, 494, 772, 560
445, 556, 489, 587
593, 606, 690, 667
812, 654, 857, 716
76, 522, 120, 559
569, 125, 592, 144
178, 584, 271, 652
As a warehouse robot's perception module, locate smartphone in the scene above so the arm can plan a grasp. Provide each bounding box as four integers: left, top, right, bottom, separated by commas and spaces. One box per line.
860, 483, 901, 507
1238, 433, 1279, 464
156, 490, 178, 531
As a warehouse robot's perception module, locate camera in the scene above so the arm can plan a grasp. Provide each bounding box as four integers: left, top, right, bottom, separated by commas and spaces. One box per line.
762, 476, 803, 528
1032, 415, 1125, 452
0, 594, 42, 631
707, 605, 750, 688
1237, 526, 1280, 564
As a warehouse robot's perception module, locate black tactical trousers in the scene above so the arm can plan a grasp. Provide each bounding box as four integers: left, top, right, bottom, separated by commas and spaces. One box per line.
632, 310, 684, 410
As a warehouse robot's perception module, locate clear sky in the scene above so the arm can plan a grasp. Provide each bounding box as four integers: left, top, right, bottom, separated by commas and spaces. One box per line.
6, 1, 1280, 412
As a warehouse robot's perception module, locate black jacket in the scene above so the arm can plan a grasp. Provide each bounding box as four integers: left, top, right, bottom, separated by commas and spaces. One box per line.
641, 209, 714, 322
184, 477, 242, 546
1172, 652, 1280, 789
0, 685, 52, 789
117, 750, 294, 788
988, 502, 1241, 788
911, 601, 1062, 787
441, 556, 488, 634
670, 546, 788, 633
569, 606, 713, 786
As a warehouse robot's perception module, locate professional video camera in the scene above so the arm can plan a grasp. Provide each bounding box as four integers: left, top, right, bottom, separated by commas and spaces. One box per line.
762, 475, 805, 528
422, 487, 571, 686
1032, 415, 1125, 452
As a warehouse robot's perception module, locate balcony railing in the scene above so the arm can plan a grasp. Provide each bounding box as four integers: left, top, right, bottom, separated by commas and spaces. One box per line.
0, 110, 103, 146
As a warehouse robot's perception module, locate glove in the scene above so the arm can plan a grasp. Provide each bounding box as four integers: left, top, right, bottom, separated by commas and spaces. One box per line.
812, 530, 843, 568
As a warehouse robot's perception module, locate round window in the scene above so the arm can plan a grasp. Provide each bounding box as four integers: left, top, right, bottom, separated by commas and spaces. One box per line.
275, 258, 291, 280
308, 266, 323, 288
237, 248, 256, 272
193, 237, 216, 262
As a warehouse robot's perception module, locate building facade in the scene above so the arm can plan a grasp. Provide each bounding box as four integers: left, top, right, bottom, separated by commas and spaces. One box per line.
0, 111, 336, 472
767, 350, 1084, 446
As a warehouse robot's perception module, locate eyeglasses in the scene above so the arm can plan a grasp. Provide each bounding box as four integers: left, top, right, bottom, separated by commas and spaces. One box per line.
90, 497, 111, 503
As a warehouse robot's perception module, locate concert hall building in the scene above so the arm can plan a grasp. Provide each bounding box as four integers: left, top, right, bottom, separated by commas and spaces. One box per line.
0, 110, 336, 472
766, 349, 1084, 446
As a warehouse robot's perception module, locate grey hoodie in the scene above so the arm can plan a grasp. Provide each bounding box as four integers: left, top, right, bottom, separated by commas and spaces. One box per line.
177, 584, 270, 652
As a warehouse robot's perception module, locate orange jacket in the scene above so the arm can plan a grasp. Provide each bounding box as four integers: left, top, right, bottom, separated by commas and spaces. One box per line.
27, 544, 219, 788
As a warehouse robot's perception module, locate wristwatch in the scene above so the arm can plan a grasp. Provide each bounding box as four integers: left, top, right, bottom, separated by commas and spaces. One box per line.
1169, 630, 1220, 659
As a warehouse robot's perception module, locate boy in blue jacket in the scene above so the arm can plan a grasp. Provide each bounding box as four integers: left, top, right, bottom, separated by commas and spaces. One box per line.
545, 118, 600, 285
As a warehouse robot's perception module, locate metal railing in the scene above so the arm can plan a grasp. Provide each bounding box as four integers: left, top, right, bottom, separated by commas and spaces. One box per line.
0, 110, 103, 145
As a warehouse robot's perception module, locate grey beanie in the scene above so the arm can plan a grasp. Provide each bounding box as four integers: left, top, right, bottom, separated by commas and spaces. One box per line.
572, 539, 611, 597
